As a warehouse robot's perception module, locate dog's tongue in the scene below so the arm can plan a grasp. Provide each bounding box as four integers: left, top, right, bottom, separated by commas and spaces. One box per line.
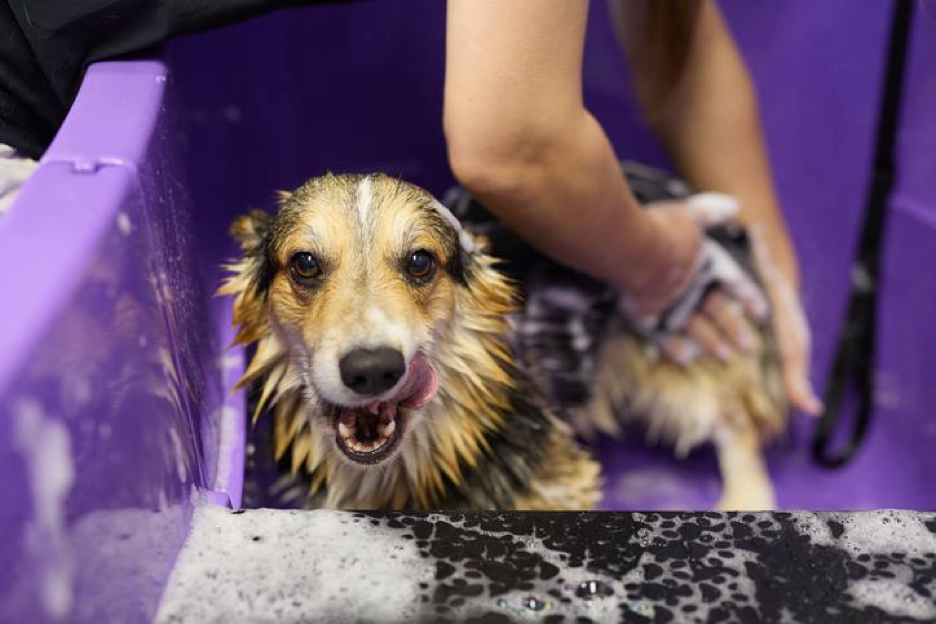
359, 354, 438, 416
399, 354, 438, 409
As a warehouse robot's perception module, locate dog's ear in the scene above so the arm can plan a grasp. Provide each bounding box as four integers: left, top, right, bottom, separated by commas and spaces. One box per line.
461, 227, 487, 253
231, 209, 271, 255
229, 209, 277, 295
234, 210, 275, 291
447, 228, 486, 287
219, 210, 277, 346
430, 199, 480, 286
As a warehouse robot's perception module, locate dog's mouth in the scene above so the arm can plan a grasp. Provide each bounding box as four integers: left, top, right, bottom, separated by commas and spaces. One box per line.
332, 354, 438, 465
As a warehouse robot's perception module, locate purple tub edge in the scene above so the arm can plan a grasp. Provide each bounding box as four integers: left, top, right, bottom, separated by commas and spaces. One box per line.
0, 56, 245, 623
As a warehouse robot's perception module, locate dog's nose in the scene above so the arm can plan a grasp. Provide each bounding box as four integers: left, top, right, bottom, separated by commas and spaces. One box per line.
339, 348, 406, 396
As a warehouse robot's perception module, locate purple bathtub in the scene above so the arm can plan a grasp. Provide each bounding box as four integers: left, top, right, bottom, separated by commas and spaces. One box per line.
1, 1, 934, 621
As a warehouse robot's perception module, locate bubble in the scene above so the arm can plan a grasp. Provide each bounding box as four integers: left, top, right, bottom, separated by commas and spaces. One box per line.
636, 528, 652, 547
575, 580, 614, 600
523, 596, 545, 611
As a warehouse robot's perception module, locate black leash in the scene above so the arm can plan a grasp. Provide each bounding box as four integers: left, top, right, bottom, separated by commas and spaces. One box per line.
812, 0, 914, 468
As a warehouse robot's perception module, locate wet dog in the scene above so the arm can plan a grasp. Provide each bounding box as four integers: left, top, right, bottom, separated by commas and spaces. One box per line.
221, 169, 786, 511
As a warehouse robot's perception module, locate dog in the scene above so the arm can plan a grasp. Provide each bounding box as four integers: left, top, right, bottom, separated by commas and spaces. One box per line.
220, 167, 786, 511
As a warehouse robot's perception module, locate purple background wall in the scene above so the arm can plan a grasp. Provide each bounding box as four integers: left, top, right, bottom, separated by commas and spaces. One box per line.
0, 1, 933, 622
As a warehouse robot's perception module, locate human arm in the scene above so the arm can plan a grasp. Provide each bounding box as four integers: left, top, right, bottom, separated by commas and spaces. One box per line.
613, 0, 821, 413
444, 0, 757, 348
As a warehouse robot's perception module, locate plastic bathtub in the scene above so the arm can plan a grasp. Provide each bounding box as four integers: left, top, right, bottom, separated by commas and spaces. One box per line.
1, 1, 934, 621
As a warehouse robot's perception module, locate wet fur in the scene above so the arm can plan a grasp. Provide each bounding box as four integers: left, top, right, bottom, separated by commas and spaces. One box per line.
222, 172, 785, 511
220, 173, 599, 510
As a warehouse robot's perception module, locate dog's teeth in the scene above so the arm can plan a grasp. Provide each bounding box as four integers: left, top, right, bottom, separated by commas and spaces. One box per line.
340, 416, 396, 456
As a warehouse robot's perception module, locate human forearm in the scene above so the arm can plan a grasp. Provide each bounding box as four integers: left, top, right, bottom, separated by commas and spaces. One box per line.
449, 108, 679, 297
623, 0, 819, 410
646, 0, 799, 286
444, 0, 686, 302
445, 0, 775, 367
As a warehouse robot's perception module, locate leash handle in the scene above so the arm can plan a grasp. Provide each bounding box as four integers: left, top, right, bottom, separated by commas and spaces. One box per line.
813, 0, 914, 468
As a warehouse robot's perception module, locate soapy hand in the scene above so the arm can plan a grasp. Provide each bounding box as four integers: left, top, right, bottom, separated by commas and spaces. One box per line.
621, 193, 768, 365
620, 191, 822, 416
749, 227, 823, 415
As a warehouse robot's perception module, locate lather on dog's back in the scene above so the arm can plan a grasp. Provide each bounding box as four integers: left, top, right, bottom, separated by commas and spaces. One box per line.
221, 171, 786, 511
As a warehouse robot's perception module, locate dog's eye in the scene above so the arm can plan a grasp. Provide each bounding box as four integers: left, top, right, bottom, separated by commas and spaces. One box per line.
406, 250, 436, 281
290, 252, 321, 283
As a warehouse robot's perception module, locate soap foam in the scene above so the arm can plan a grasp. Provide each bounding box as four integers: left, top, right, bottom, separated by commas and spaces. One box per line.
156, 506, 936, 623
848, 579, 936, 620
792, 510, 936, 558
156, 504, 435, 623
13, 399, 75, 620
791, 510, 936, 618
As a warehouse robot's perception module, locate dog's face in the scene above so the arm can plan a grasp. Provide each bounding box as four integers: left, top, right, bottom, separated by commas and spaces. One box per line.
233, 174, 476, 468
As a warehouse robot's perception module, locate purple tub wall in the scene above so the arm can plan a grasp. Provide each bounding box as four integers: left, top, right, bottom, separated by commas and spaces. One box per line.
0, 62, 245, 623
0, 1, 934, 622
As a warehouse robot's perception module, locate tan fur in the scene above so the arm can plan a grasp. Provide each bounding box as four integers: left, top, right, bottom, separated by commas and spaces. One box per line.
220, 173, 599, 510
578, 326, 787, 510
512, 425, 602, 510
222, 172, 784, 512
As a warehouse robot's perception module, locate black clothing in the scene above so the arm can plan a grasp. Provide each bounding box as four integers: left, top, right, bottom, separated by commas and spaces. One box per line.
0, 0, 338, 159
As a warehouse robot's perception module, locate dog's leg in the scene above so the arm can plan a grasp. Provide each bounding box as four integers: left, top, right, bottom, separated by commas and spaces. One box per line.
713, 423, 776, 511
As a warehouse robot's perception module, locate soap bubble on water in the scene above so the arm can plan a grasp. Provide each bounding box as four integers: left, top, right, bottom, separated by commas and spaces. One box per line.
523, 596, 545, 611
575, 580, 614, 600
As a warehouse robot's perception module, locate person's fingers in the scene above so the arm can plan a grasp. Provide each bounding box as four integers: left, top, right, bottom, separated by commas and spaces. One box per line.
719, 275, 769, 322
703, 291, 756, 352
766, 278, 823, 416
662, 335, 700, 367
774, 312, 823, 416
685, 192, 740, 226
686, 314, 733, 362
779, 341, 823, 416
701, 240, 770, 322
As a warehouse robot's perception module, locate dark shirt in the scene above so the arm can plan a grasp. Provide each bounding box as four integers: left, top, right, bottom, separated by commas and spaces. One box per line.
0, 0, 334, 159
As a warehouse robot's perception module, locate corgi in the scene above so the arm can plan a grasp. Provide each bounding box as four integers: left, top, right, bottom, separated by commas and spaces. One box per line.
220, 166, 786, 511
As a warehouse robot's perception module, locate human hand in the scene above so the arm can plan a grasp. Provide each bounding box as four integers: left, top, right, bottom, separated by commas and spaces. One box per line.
749, 228, 823, 415
622, 191, 822, 415
621, 193, 769, 364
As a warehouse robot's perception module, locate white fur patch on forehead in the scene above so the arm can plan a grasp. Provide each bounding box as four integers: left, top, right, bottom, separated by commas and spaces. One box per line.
355, 175, 374, 237
431, 199, 476, 254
